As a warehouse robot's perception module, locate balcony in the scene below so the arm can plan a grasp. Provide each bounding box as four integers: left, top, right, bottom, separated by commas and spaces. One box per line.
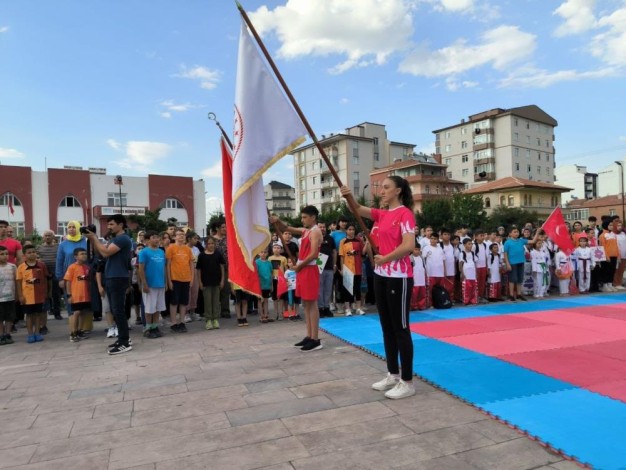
474, 171, 496, 182
473, 142, 495, 152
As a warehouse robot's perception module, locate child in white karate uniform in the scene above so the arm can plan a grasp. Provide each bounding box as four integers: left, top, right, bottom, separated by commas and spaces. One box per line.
554, 248, 573, 296
573, 237, 594, 293
531, 240, 550, 298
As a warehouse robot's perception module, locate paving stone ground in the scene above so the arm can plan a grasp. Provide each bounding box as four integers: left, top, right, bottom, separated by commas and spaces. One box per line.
0, 312, 585, 469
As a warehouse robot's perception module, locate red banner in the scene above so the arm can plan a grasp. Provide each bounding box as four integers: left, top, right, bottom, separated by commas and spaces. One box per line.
542, 207, 574, 255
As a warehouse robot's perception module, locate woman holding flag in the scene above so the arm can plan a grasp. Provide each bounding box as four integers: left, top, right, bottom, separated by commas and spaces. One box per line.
340, 176, 417, 400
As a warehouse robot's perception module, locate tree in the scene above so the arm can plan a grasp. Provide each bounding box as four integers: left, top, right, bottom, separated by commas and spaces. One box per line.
417, 199, 453, 231
486, 206, 540, 232
451, 193, 487, 230
126, 209, 168, 235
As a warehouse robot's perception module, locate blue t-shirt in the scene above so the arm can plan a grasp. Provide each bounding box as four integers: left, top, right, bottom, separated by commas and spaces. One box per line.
330, 230, 346, 248
255, 258, 272, 290
104, 233, 132, 278
138, 247, 166, 288
503, 237, 528, 265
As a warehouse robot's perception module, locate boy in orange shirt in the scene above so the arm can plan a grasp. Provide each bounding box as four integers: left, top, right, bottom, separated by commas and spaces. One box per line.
16, 244, 50, 343
166, 229, 194, 333
63, 248, 91, 342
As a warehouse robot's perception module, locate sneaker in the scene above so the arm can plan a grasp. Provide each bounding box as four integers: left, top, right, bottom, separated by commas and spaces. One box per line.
4, 335, 13, 345
108, 343, 133, 355
70, 334, 79, 343
107, 338, 133, 348
148, 329, 159, 339
294, 336, 311, 347
153, 327, 163, 337
237, 319, 244, 327
184, 314, 192, 323
77, 330, 88, 339
212, 319, 220, 329
143, 329, 151, 338
205, 320, 214, 330
384, 380, 416, 399
356, 308, 366, 315
178, 323, 187, 333
345, 309, 353, 317
301, 339, 323, 351
135, 318, 143, 325
27, 335, 36, 344
242, 318, 249, 326
372, 373, 400, 391
508, 295, 516, 301
517, 295, 528, 301
0, 336, 6, 346
34, 334, 44, 342
54, 314, 63, 320
170, 323, 180, 333
40, 326, 49, 335
106, 327, 116, 338
190, 313, 199, 322
324, 308, 334, 318
615, 285, 626, 291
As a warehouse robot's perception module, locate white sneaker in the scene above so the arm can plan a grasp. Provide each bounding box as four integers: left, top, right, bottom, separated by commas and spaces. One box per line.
615, 285, 626, 291
356, 308, 366, 315
345, 309, 353, 317
106, 327, 115, 338
384, 380, 416, 399
184, 314, 192, 323
372, 373, 400, 391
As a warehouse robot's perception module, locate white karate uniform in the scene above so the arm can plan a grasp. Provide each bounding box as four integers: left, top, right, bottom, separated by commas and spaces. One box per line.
574, 246, 594, 292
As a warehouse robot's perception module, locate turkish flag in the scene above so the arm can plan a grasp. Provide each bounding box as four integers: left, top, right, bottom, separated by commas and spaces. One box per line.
542, 207, 575, 255
221, 137, 261, 296
7, 196, 14, 215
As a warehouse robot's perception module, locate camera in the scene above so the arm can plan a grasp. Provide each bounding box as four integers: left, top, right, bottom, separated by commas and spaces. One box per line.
80, 224, 97, 235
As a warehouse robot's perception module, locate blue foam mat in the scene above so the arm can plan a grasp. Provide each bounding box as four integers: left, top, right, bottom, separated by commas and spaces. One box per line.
319, 293, 626, 469
483, 389, 626, 470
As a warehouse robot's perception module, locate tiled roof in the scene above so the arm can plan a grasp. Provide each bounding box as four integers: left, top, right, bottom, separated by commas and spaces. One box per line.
464, 176, 572, 194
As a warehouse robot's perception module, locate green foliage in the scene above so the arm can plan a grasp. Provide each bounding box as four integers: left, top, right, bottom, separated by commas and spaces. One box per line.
417, 199, 453, 232
127, 209, 168, 236
26, 228, 43, 246
451, 193, 487, 229
485, 206, 540, 232
207, 209, 225, 235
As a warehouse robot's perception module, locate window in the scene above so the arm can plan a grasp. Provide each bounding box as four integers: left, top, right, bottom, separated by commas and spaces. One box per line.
508, 195, 514, 206
445, 131, 451, 139
461, 141, 468, 149
524, 195, 528, 206
500, 196, 506, 206
546, 140, 550, 148
461, 127, 468, 135
160, 198, 183, 209
425, 185, 430, 194
485, 197, 491, 208
444, 158, 451, 165
60, 196, 80, 207
527, 164, 531, 172
447, 171, 453, 178
546, 154, 550, 162
526, 149, 531, 158
462, 169, 469, 176
313, 191, 317, 200
538, 153, 541, 160
435, 185, 440, 194
462, 155, 469, 163
610, 209, 616, 216
513, 132, 519, 142
537, 166, 541, 174
546, 167, 550, 175
536, 138, 541, 146
311, 161, 316, 170
526, 135, 531, 144
514, 118, 519, 127
299, 165, 305, 176
445, 144, 451, 152
353, 171, 360, 194
0, 193, 21, 207
312, 176, 316, 185
514, 147, 519, 157
526, 121, 530, 129
373, 137, 379, 145
107, 192, 127, 207
353, 155, 359, 164
515, 163, 520, 171
10, 222, 25, 237
352, 140, 359, 158
473, 149, 493, 160
374, 153, 379, 161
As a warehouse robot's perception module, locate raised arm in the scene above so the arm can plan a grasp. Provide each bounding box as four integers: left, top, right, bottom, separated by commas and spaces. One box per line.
339, 186, 372, 220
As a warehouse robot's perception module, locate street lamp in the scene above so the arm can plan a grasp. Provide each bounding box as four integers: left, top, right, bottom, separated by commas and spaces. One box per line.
114, 175, 123, 214
615, 162, 625, 222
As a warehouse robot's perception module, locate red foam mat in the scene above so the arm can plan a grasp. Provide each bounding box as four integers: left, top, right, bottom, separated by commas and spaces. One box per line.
575, 339, 626, 362
410, 315, 549, 338
513, 311, 626, 335
498, 347, 626, 388
587, 378, 626, 402
444, 329, 558, 356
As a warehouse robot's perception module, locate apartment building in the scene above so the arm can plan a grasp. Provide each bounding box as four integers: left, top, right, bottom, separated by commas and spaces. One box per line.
264, 180, 296, 218
369, 154, 466, 213
291, 122, 414, 212
554, 164, 598, 202
433, 105, 557, 187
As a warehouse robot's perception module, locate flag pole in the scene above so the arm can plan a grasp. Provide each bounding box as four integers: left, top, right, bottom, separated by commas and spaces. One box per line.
209, 112, 296, 262
235, 2, 377, 253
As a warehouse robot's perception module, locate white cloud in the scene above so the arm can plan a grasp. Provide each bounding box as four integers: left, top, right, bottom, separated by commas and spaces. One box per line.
114, 141, 172, 172
438, 0, 474, 12
174, 65, 221, 89
553, 0, 597, 37
159, 99, 204, 118
620, 136, 626, 142
250, 0, 414, 74
498, 65, 618, 88
106, 138, 121, 151
202, 161, 222, 178
339, 97, 349, 104
0, 26, 8, 33
591, 5, 626, 67
445, 77, 479, 91
206, 196, 224, 215
0, 147, 24, 159
400, 25, 536, 77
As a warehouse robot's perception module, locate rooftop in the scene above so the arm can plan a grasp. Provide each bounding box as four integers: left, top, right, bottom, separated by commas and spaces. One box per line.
464, 176, 572, 194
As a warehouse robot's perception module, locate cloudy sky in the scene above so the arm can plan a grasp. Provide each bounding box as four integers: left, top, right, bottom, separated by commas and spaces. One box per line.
1, 0, 625, 214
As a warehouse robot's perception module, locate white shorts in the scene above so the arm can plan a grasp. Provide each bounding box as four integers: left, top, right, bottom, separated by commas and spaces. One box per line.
142, 288, 166, 313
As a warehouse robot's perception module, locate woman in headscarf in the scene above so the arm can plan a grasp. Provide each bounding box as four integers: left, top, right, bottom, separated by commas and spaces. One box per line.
56, 221, 88, 316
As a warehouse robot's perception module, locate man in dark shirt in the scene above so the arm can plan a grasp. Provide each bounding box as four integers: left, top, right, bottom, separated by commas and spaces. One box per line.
85, 214, 133, 355
316, 222, 336, 318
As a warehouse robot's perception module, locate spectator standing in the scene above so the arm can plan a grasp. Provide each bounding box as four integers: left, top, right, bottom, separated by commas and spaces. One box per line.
166, 228, 194, 333
37, 230, 62, 320
197, 237, 225, 330
214, 220, 231, 318
0, 246, 16, 345
16, 245, 50, 343
317, 222, 336, 318
0, 220, 23, 265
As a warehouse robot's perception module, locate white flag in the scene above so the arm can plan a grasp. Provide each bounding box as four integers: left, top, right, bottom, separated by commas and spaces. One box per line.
231, 21, 308, 269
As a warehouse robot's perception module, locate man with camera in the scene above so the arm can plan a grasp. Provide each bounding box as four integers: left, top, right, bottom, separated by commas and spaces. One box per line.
83, 214, 133, 355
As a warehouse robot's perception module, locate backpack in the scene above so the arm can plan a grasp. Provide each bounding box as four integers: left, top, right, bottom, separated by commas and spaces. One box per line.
431, 284, 452, 309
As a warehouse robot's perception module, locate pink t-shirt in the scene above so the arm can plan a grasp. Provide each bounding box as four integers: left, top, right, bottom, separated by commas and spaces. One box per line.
371, 206, 415, 278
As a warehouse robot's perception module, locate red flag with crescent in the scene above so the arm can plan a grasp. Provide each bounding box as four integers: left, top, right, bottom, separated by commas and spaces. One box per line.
7, 195, 14, 216
542, 207, 574, 255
